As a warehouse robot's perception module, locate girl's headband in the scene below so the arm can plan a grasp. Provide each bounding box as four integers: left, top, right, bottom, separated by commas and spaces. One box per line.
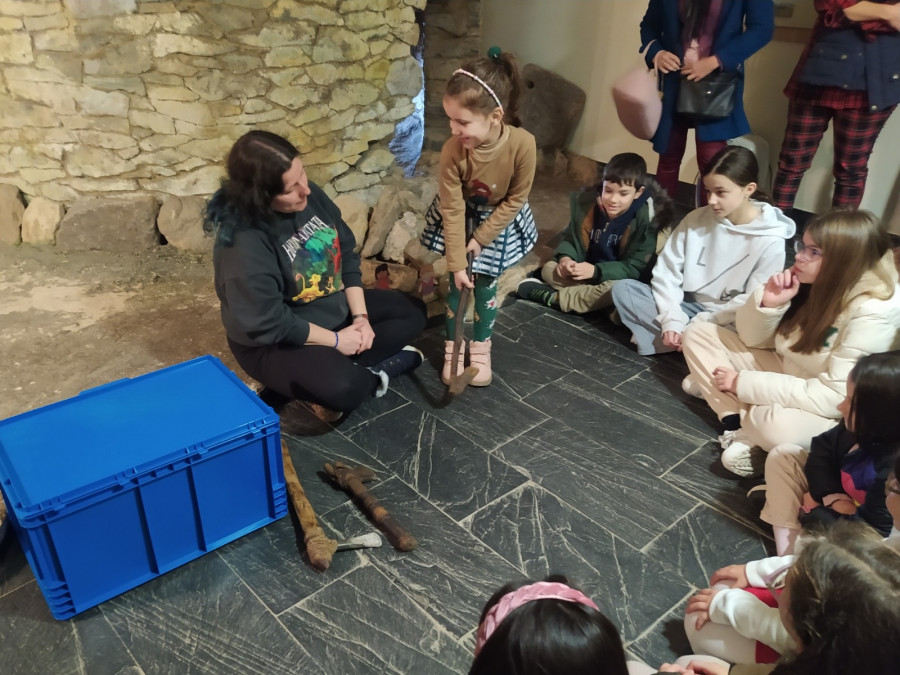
474, 581, 600, 656
453, 68, 504, 115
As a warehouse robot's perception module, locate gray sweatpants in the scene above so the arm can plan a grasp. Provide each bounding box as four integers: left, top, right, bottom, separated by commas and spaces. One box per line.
611, 279, 704, 355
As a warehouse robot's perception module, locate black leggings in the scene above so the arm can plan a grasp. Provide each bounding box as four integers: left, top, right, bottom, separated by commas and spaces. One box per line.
229, 290, 426, 412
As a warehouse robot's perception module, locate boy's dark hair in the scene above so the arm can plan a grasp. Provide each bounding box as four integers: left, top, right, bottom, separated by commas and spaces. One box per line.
469, 575, 629, 675
848, 350, 900, 448
600, 152, 648, 189
704, 145, 770, 203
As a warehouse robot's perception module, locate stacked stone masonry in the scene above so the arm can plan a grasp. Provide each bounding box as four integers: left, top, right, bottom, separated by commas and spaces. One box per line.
0, 0, 426, 215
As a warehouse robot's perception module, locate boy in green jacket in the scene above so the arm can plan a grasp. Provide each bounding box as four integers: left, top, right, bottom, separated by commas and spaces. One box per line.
517, 152, 673, 313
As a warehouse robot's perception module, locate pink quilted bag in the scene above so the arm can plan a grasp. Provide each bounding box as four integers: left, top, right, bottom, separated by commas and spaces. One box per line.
612, 65, 662, 141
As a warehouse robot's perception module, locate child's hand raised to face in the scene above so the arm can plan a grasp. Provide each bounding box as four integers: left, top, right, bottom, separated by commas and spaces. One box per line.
761, 269, 801, 308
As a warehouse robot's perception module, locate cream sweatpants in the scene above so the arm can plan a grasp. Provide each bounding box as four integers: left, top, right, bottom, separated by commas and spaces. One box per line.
760, 444, 809, 529
682, 321, 837, 452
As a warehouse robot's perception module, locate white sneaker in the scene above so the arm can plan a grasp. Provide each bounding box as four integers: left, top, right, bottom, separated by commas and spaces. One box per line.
718, 429, 763, 477
718, 428, 742, 449
682, 374, 703, 398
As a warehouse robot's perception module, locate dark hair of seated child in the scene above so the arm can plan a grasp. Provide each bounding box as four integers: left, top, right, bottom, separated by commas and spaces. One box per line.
469, 574, 629, 675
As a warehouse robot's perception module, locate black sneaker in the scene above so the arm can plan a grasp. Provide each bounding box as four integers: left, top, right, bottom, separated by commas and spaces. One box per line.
374, 345, 424, 379
516, 278, 557, 307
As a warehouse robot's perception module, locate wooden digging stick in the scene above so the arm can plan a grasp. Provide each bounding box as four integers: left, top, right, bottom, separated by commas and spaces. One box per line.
281, 438, 338, 571
449, 199, 482, 396
449, 270, 479, 396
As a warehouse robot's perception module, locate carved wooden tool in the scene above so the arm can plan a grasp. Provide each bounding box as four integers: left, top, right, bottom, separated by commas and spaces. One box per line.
281, 439, 338, 570
323, 461, 418, 552
449, 197, 485, 396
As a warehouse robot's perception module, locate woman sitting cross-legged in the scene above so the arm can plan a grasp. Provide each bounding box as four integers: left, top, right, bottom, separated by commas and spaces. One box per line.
204, 130, 427, 418
681, 209, 900, 477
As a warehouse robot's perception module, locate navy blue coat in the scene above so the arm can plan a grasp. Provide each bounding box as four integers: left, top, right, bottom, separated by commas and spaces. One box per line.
640, 0, 774, 153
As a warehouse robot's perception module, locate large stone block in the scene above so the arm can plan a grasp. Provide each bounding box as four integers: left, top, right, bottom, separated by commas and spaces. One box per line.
139, 165, 224, 196
0, 33, 34, 65
157, 195, 211, 252
332, 193, 368, 253
64, 0, 137, 19
21, 196, 65, 244
56, 194, 160, 252
519, 63, 586, 150
0, 183, 25, 244
360, 184, 421, 258
382, 211, 420, 263
386, 55, 423, 98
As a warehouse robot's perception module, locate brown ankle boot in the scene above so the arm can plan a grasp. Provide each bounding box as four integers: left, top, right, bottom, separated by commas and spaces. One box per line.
468, 339, 492, 386
442, 339, 465, 385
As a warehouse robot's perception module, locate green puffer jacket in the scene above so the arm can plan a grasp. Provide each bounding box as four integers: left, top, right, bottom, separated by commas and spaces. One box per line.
553, 188, 659, 284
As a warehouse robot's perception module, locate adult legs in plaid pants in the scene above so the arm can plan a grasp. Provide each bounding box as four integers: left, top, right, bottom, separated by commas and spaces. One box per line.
773, 98, 896, 210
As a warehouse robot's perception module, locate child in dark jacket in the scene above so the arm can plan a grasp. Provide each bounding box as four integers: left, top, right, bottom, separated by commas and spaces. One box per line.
516, 152, 674, 314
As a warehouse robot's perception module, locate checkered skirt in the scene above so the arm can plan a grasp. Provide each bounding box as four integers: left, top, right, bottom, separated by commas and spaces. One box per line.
421, 196, 537, 277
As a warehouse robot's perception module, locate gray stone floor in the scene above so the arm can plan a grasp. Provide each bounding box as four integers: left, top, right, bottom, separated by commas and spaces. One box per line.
0, 298, 775, 674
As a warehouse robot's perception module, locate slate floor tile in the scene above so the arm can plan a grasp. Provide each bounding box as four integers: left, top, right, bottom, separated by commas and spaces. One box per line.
217, 515, 365, 615
391, 369, 550, 451
0, 582, 138, 675
644, 503, 771, 589
663, 442, 775, 539
503, 313, 648, 386
344, 406, 529, 521
522, 373, 704, 475
101, 552, 320, 674
464, 482, 693, 641
319, 476, 522, 639
492, 418, 698, 549
280, 564, 471, 675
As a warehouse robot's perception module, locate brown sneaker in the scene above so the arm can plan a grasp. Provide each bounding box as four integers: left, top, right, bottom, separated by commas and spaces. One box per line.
468, 339, 492, 386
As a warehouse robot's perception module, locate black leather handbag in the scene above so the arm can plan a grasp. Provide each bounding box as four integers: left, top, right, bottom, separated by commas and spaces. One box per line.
676, 71, 738, 121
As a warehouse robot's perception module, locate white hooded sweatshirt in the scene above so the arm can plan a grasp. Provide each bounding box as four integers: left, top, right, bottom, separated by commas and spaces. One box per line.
651, 202, 795, 334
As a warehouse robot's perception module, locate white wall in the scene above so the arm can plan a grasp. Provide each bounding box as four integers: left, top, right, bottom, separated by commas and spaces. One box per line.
482, 0, 900, 231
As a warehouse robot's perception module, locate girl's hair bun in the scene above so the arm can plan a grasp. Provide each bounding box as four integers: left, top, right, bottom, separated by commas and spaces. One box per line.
487, 45, 502, 61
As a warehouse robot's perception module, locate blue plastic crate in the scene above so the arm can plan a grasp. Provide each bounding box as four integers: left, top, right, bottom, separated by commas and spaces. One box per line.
0, 355, 286, 620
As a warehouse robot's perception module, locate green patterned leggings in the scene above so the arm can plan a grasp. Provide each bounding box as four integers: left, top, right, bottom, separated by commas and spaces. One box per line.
445, 274, 498, 342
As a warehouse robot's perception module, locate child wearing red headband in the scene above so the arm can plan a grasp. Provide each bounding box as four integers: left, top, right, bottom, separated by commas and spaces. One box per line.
471, 575, 666, 675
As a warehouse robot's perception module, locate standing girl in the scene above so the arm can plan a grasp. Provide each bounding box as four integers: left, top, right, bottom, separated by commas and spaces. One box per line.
639, 0, 774, 204
682, 209, 900, 477
421, 47, 537, 387
611, 145, 795, 357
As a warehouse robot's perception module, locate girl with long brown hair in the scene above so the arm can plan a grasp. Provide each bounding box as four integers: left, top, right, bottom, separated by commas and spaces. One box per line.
681, 208, 900, 477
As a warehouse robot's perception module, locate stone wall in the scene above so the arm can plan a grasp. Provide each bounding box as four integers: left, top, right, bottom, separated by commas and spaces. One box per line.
0, 0, 425, 205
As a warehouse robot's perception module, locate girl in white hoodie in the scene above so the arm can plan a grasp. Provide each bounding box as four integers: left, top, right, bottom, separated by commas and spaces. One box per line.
612, 146, 795, 357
